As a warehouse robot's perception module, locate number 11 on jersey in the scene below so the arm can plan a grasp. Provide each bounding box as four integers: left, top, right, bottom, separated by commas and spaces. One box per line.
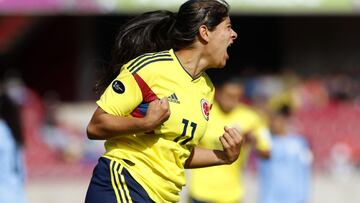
174, 118, 197, 145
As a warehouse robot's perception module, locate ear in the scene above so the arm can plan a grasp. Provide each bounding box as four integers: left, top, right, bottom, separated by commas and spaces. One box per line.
198, 25, 210, 43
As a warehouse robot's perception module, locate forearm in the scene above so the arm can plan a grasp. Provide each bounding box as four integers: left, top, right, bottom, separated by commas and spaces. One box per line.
185, 147, 230, 169
87, 99, 170, 140
185, 127, 244, 168
86, 107, 150, 140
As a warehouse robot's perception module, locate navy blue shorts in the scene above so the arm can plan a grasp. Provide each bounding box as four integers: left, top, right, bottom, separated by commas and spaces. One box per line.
85, 157, 154, 203
190, 197, 209, 203
190, 197, 241, 203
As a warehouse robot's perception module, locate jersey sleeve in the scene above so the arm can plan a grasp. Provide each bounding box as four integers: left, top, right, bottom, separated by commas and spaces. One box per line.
252, 116, 271, 152
96, 67, 143, 116
254, 125, 271, 151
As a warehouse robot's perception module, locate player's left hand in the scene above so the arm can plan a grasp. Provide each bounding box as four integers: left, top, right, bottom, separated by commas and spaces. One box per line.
219, 126, 244, 164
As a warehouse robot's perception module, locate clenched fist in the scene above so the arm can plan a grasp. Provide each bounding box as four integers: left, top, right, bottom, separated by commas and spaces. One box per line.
144, 97, 171, 131
219, 126, 244, 164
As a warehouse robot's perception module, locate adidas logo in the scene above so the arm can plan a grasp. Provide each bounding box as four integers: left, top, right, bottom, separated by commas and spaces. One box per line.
168, 93, 180, 104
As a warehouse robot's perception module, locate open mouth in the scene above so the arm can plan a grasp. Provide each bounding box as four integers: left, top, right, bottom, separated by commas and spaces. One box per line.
226, 43, 233, 59
227, 42, 233, 52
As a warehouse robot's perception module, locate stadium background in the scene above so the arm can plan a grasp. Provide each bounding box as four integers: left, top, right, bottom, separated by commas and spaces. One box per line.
1, 0, 360, 202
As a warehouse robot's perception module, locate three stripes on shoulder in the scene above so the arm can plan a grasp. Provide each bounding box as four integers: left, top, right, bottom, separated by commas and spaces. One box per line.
127, 51, 173, 74
127, 51, 180, 105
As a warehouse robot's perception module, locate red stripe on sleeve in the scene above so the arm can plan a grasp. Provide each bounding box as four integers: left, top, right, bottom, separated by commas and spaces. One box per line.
132, 73, 159, 102
131, 108, 144, 118
130, 73, 159, 118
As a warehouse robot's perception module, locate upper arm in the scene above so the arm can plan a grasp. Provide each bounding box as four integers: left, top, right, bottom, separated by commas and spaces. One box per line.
87, 68, 143, 139
96, 67, 143, 116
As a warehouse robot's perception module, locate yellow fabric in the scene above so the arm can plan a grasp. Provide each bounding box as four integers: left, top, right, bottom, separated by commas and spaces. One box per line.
189, 102, 271, 203
97, 49, 215, 203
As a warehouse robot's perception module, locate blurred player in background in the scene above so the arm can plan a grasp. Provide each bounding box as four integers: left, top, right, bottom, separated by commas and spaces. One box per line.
189, 78, 271, 203
0, 89, 27, 203
85, 1, 242, 203
258, 105, 312, 203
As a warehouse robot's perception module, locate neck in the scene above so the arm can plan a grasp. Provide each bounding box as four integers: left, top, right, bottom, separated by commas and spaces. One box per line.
175, 47, 209, 79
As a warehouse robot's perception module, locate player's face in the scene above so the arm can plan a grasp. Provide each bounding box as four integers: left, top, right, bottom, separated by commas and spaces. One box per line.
270, 114, 286, 135
216, 83, 243, 113
207, 16, 237, 68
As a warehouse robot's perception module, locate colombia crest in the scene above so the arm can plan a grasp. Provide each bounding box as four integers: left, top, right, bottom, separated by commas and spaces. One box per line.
200, 99, 210, 121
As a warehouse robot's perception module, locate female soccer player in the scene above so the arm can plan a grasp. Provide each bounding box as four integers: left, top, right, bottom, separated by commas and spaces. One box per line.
85, 1, 240, 202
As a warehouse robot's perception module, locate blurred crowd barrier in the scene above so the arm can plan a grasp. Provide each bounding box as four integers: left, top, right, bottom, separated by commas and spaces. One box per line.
245, 71, 360, 173
21, 93, 104, 179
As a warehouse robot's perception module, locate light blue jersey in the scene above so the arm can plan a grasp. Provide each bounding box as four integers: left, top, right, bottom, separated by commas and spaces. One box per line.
258, 134, 312, 203
0, 119, 27, 203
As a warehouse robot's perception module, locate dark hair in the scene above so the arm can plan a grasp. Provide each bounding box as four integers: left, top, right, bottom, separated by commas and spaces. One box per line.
276, 104, 292, 118
95, 0, 230, 95
0, 92, 24, 147
172, 0, 229, 50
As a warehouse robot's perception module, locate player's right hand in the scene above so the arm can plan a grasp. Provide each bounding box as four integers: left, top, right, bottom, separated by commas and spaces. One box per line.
144, 97, 171, 130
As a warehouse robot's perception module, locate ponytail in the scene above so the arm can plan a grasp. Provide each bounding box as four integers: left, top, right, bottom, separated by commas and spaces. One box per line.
94, 10, 176, 95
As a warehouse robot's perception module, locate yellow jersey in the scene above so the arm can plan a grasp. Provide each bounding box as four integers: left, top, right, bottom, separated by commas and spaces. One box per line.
96, 49, 215, 202
189, 102, 271, 203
